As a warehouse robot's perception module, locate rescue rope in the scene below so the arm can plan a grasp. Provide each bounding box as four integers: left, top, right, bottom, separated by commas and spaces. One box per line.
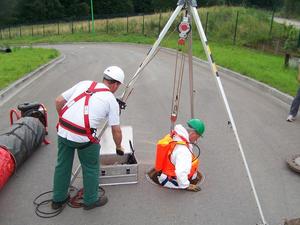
33, 186, 105, 218
192, 143, 201, 161
170, 13, 191, 130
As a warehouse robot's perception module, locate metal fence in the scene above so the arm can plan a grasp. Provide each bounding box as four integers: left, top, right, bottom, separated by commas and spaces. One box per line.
1, 9, 299, 53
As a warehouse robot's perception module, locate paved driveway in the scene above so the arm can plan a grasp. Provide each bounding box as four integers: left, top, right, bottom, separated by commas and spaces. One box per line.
0, 43, 299, 225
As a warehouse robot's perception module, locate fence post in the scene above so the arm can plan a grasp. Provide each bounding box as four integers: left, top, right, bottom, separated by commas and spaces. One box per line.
32, 25, 34, 36
269, 9, 275, 37
72, 20, 74, 34
142, 14, 145, 35
43, 24, 45, 36
57, 21, 60, 35
106, 19, 109, 34
127, 15, 129, 33
158, 11, 162, 36
298, 30, 300, 48
19, 26, 22, 37
233, 11, 239, 45
205, 11, 209, 35
88, 19, 91, 33
9, 27, 11, 39
0, 29, 2, 40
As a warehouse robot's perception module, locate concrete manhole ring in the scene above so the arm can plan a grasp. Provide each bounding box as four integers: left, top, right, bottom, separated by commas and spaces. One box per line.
146, 168, 205, 188
286, 154, 300, 174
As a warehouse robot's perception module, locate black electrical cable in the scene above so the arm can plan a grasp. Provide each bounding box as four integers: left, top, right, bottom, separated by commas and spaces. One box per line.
33, 190, 64, 218
33, 186, 105, 218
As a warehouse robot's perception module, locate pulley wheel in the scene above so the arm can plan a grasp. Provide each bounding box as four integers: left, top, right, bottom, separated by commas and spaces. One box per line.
286, 154, 300, 174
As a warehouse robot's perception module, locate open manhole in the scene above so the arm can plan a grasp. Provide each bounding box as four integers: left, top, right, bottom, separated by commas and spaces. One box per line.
146, 168, 205, 187
286, 154, 300, 174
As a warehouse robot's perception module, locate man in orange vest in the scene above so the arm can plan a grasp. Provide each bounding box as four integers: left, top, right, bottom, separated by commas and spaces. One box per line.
155, 119, 205, 192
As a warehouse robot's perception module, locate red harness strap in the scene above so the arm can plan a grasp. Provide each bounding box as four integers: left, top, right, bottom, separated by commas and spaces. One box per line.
58, 81, 110, 143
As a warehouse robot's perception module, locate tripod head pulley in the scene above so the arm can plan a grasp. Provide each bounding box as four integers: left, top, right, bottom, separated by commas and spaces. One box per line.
177, 0, 197, 7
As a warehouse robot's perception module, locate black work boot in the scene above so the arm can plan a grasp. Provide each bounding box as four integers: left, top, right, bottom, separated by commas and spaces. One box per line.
83, 196, 108, 210
51, 196, 70, 210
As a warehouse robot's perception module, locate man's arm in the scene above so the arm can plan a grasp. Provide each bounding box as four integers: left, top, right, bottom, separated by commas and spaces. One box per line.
111, 125, 122, 148
55, 95, 67, 115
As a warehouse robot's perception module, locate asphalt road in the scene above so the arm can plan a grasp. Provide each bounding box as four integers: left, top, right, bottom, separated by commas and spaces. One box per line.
0, 43, 299, 225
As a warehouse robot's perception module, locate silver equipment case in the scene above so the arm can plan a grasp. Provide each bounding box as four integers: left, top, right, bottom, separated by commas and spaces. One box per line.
99, 126, 138, 186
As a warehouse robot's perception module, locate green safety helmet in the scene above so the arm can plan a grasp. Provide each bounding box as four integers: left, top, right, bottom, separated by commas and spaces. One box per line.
187, 118, 205, 136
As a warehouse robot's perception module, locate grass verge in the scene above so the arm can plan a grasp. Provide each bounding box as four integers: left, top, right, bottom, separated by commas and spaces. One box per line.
0, 47, 59, 89
0, 32, 298, 96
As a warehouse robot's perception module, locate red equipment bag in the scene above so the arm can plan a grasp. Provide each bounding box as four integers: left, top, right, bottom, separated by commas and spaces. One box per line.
0, 146, 15, 190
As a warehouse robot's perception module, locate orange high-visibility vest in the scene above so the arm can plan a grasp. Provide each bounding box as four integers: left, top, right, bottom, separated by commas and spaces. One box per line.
155, 133, 199, 179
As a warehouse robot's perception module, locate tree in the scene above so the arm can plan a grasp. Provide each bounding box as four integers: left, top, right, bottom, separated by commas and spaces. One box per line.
93, 0, 134, 16
0, 0, 17, 25
283, 0, 300, 18
133, 0, 153, 13
17, 0, 64, 22
59, 0, 89, 18
246, 0, 283, 9
151, 0, 177, 12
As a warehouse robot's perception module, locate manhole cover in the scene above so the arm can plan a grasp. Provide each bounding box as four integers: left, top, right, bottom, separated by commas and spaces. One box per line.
286, 154, 300, 174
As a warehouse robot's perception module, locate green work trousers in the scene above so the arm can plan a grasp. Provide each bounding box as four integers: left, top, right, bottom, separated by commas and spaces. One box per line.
53, 136, 100, 206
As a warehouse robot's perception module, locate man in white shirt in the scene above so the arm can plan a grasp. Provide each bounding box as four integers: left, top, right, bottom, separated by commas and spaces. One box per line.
52, 66, 125, 210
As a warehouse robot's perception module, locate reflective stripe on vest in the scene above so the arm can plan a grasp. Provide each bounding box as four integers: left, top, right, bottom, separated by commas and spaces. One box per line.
58, 81, 110, 143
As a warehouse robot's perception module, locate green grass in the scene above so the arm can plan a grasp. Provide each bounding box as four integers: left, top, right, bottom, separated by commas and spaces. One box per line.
0, 32, 298, 96
0, 47, 59, 89
212, 44, 298, 95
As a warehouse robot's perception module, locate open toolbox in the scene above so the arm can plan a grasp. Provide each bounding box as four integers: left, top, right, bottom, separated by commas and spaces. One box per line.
99, 126, 138, 186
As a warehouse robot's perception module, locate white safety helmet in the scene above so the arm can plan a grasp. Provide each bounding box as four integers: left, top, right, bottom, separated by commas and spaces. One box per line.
103, 66, 125, 84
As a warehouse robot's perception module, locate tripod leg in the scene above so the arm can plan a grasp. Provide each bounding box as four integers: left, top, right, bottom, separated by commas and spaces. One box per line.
122, 5, 184, 101
190, 6, 268, 225
187, 30, 194, 119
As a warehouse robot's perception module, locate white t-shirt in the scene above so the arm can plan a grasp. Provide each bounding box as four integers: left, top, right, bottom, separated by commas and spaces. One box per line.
171, 124, 193, 188
57, 80, 120, 142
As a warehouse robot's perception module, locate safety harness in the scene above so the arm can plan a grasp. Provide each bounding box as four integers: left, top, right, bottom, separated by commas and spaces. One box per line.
58, 81, 110, 143
155, 130, 199, 182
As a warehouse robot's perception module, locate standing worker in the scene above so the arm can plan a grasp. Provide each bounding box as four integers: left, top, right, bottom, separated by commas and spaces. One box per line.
52, 66, 125, 210
287, 65, 300, 122
154, 118, 205, 192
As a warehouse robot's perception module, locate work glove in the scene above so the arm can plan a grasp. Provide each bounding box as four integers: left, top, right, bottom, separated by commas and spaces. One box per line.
186, 184, 201, 192
116, 146, 125, 156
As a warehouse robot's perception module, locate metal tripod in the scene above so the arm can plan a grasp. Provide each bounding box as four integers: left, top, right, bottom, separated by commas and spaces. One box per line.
71, 1, 268, 224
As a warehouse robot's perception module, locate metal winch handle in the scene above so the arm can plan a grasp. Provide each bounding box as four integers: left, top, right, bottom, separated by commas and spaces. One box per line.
129, 140, 135, 154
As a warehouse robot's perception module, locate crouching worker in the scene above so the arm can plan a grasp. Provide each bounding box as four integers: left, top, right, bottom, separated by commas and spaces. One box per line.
52, 66, 125, 210
153, 119, 205, 192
